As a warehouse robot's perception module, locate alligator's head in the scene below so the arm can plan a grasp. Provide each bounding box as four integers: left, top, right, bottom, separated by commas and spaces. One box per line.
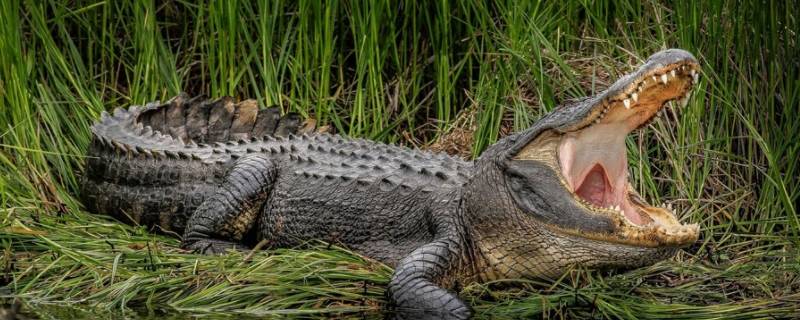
467, 49, 701, 280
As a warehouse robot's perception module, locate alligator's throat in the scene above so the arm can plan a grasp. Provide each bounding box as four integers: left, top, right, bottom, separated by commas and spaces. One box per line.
558, 122, 642, 224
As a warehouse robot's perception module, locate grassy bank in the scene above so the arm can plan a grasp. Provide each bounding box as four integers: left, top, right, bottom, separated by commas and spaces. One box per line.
1, 0, 798, 318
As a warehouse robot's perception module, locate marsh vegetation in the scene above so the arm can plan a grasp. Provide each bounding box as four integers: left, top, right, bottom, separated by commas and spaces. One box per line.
1, 1, 798, 318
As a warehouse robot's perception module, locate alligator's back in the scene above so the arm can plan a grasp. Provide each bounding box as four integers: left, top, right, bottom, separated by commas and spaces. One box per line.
81, 94, 302, 233
81, 94, 471, 236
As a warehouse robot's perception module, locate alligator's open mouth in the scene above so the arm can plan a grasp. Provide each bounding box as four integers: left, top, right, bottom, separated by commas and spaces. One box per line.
515, 52, 701, 247
560, 63, 699, 223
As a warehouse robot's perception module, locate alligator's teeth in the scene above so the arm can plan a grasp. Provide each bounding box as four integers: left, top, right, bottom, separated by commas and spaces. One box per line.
661, 74, 669, 84
614, 205, 621, 212
670, 70, 677, 78
652, 76, 658, 83
632, 92, 639, 102
667, 203, 674, 211
623, 99, 631, 109
692, 72, 699, 83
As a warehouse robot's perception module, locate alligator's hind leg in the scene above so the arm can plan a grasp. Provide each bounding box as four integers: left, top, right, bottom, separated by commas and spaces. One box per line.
182, 154, 275, 254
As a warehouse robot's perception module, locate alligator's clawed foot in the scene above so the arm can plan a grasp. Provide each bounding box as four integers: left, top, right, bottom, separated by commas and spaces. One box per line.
390, 303, 470, 319
388, 285, 471, 320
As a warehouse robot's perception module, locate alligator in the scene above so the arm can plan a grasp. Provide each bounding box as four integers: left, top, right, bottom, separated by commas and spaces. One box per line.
81, 49, 701, 318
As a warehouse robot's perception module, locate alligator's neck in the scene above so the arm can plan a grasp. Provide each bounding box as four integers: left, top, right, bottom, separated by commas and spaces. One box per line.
460, 163, 558, 282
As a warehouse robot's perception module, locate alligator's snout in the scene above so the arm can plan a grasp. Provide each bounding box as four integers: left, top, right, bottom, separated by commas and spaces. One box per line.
646, 48, 698, 66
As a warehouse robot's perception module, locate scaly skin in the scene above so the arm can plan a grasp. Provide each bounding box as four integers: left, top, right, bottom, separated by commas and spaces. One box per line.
81, 49, 703, 319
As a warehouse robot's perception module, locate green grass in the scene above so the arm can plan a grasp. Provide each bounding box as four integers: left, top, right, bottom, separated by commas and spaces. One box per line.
1, 0, 799, 318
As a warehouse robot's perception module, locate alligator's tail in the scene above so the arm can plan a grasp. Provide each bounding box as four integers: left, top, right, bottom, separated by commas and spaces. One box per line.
81, 93, 301, 234
89, 93, 302, 150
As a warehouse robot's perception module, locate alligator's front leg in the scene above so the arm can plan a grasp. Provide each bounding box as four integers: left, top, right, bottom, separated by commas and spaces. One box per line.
182, 154, 275, 254
388, 206, 471, 319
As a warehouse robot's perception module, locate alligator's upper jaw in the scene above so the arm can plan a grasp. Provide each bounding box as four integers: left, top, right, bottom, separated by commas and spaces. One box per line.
554, 50, 700, 247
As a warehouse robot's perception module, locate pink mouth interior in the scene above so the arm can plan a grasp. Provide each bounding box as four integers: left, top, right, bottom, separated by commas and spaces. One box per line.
558, 122, 645, 225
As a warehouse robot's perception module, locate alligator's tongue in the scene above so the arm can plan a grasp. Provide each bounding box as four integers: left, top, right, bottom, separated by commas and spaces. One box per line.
575, 165, 613, 207
559, 122, 645, 225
